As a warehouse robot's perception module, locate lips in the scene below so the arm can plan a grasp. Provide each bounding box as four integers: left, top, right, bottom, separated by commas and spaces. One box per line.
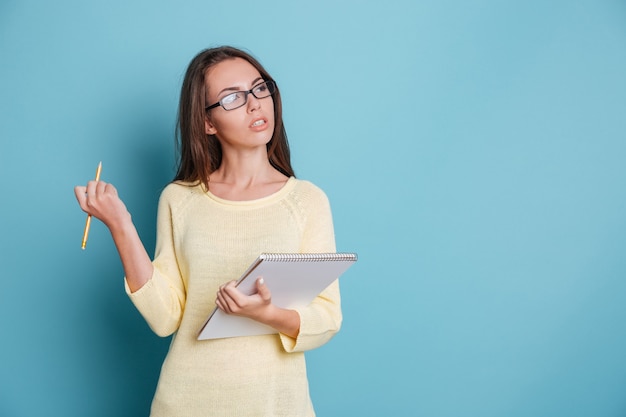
250, 117, 269, 131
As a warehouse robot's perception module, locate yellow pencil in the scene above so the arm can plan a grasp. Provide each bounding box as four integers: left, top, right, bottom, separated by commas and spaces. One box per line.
81, 161, 102, 250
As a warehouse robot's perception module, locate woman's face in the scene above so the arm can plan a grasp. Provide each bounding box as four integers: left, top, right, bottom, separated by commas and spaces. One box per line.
204, 58, 275, 150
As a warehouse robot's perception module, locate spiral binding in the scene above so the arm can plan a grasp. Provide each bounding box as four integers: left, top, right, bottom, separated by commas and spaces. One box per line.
259, 253, 357, 262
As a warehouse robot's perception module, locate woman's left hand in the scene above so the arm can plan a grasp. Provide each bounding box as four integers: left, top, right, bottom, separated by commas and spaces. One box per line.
216, 277, 273, 321
215, 277, 301, 338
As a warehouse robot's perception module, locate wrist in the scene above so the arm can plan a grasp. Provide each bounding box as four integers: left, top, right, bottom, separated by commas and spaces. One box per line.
107, 213, 136, 239
259, 305, 300, 339
256, 303, 279, 325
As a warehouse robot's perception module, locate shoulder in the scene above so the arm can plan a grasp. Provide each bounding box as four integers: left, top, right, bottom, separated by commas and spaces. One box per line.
291, 178, 328, 197
289, 178, 331, 209
158, 181, 204, 209
159, 180, 197, 197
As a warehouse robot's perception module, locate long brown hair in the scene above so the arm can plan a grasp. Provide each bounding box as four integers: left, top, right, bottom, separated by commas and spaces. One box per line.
174, 46, 294, 190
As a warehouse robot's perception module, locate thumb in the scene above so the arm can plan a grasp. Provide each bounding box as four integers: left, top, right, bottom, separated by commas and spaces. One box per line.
256, 277, 271, 302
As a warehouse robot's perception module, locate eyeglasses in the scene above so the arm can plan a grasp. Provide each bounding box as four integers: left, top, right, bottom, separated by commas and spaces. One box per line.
205, 80, 276, 111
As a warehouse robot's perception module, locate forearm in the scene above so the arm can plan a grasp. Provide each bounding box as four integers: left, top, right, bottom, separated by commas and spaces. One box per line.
109, 218, 153, 293
259, 305, 300, 339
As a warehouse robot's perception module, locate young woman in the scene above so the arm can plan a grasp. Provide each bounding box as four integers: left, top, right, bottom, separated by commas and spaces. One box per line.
74, 46, 341, 416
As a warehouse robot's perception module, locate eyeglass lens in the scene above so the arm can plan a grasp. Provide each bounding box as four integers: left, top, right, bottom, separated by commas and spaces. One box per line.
220, 81, 275, 110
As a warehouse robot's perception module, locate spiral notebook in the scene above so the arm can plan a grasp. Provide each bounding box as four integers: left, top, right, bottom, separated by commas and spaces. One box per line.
197, 252, 357, 340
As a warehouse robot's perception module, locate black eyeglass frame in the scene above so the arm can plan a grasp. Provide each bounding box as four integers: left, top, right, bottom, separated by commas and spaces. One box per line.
205, 80, 277, 111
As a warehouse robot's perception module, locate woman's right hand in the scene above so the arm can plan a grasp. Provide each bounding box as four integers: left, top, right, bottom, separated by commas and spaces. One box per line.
74, 180, 132, 232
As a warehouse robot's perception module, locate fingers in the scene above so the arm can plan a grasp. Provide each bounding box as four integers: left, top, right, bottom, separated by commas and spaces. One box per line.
86, 180, 112, 198
215, 278, 272, 317
74, 182, 102, 212
84, 180, 105, 213
216, 281, 239, 314
96, 179, 107, 196
77, 181, 116, 201
74, 179, 123, 220
74, 186, 87, 206
94, 180, 118, 196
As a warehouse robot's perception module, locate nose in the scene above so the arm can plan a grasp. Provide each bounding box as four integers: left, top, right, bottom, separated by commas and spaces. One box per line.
246, 92, 261, 112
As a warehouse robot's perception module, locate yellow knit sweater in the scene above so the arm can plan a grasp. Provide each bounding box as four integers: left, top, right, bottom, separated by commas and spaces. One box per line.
126, 177, 341, 417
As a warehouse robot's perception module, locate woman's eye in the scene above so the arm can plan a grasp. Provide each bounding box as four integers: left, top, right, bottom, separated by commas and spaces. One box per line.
221, 93, 239, 105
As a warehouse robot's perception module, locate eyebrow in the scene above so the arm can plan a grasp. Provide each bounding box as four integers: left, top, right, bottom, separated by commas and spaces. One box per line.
217, 77, 264, 97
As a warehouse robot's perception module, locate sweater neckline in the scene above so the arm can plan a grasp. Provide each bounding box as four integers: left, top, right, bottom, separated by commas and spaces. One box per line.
201, 176, 297, 206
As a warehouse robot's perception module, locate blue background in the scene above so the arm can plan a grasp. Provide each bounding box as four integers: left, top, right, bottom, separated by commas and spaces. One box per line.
1, 1, 625, 416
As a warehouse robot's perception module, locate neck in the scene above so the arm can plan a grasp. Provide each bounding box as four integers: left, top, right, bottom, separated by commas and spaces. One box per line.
211, 148, 277, 185
207, 149, 289, 201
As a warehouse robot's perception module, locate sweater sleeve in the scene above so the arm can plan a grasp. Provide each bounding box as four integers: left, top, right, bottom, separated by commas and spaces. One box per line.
280, 184, 342, 352
124, 186, 186, 337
